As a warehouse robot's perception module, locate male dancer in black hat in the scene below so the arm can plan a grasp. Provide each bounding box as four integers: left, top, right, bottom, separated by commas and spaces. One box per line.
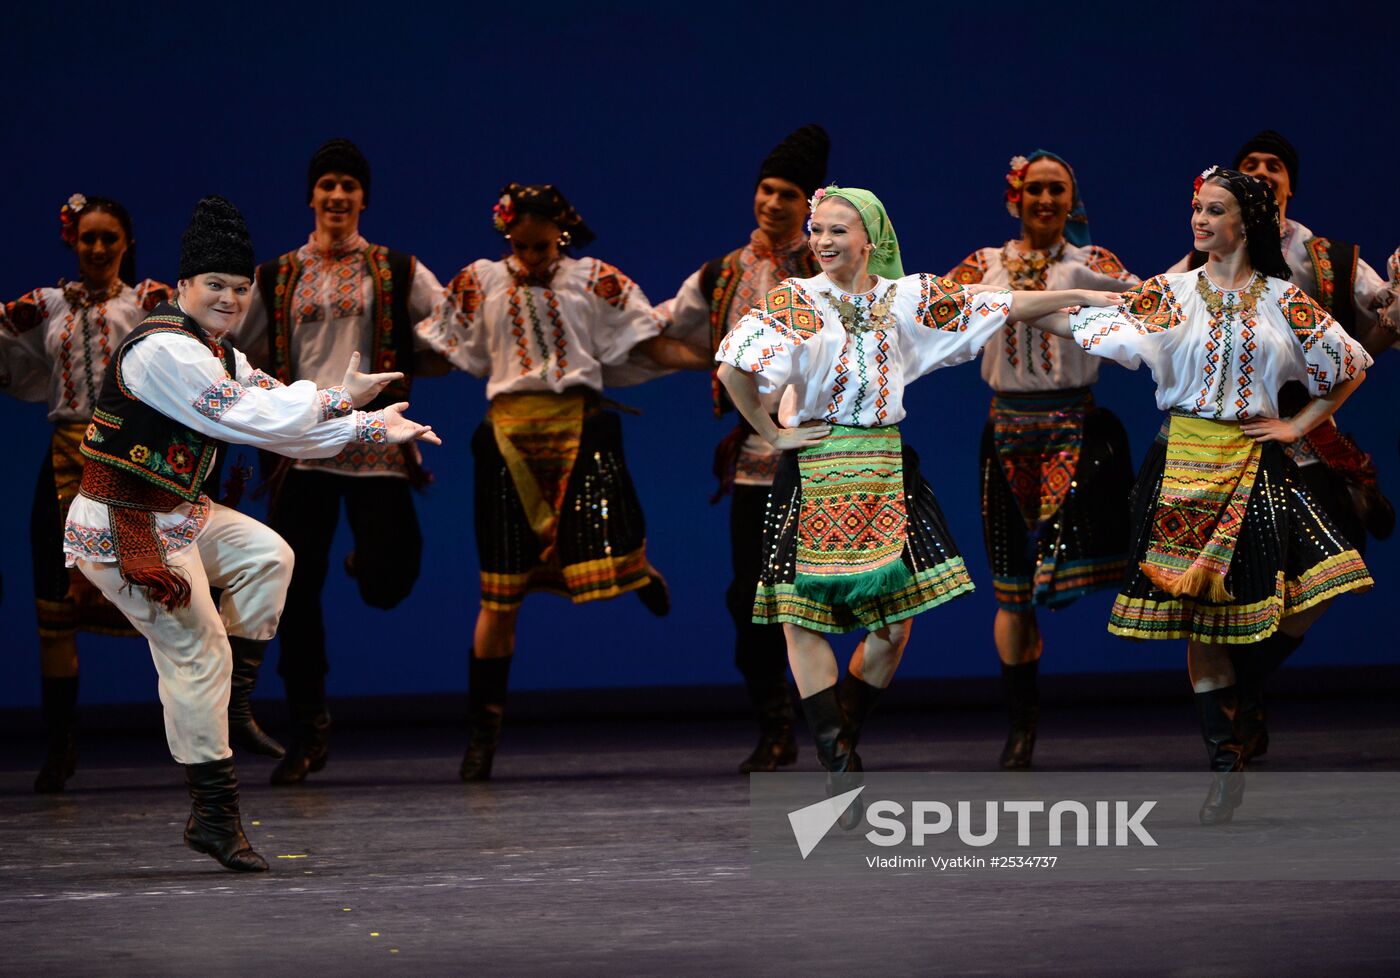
65, 196, 439, 870
236, 139, 445, 784
653, 124, 832, 773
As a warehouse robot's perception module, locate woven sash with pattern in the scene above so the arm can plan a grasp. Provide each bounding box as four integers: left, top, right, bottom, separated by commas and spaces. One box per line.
78, 459, 191, 609
794, 425, 913, 605
488, 391, 589, 563
990, 388, 1091, 530
1142, 416, 1261, 601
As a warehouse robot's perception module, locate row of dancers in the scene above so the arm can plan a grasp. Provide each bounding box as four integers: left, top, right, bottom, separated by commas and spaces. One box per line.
1, 127, 1395, 870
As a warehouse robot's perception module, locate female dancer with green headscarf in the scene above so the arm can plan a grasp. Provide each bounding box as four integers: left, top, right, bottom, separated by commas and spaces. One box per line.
717, 186, 1119, 827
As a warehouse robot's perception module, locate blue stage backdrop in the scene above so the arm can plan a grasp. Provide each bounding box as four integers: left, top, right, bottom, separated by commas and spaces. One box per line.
2, 2, 1395, 706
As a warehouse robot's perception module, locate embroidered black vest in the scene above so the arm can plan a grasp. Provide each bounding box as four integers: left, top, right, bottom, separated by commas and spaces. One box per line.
1303, 235, 1358, 334
256, 244, 415, 409
80, 304, 234, 505
699, 244, 819, 417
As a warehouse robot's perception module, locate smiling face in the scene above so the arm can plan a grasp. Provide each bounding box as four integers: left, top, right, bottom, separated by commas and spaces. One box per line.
809, 196, 872, 285
74, 209, 129, 289
1236, 151, 1291, 209
310, 172, 366, 238
1018, 158, 1073, 243
178, 272, 251, 335
1191, 181, 1246, 258
507, 214, 562, 275
753, 177, 808, 243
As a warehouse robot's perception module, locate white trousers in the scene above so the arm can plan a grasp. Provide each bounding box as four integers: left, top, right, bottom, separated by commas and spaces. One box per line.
76, 503, 294, 764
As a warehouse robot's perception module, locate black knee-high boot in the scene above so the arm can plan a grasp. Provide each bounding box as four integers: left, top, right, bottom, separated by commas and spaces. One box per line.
739, 679, 798, 774
271, 674, 330, 786
836, 672, 883, 753
184, 757, 268, 872
998, 661, 1040, 770
1230, 632, 1304, 762
1194, 686, 1246, 825
461, 654, 512, 782
800, 686, 863, 831
34, 675, 79, 794
227, 637, 285, 759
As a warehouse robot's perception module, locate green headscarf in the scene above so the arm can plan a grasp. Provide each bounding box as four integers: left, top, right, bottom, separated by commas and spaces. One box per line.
812, 185, 904, 279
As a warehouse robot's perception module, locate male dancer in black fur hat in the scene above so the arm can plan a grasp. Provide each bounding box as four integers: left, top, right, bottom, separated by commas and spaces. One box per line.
236, 139, 445, 784
653, 124, 833, 773
64, 196, 439, 870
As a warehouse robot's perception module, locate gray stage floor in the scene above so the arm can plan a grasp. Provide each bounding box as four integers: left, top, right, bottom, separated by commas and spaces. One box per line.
3, 696, 1399, 976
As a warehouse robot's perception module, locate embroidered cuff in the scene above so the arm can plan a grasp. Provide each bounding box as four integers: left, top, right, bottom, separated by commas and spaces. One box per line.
354, 410, 389, 444
193, 379, 245, 421
318, 385, 355, 421
247, 368, 284, 391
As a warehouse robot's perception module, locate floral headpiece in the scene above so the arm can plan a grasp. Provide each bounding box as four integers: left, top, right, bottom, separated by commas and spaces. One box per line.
1003, 156, 1030, 217
808, 185, 828, 213
59, 193, 87, 248
491, 193, 515, 234
1192, 165, 1220, 203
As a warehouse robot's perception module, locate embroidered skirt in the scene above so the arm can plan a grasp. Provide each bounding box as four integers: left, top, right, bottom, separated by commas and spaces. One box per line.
1107, 422, 1372, 645
473, 397, 650, 611
980, 390, 1134, 611
753, 428, 974, 634
30, 424, 136, 637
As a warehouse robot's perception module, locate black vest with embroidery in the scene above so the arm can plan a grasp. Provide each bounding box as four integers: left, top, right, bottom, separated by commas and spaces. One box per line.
80, 304, 235, 505
256, 244, 415, 410
699, 243, 819, 417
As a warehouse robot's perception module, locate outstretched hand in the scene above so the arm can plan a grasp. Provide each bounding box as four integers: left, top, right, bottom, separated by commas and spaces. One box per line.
769, 422, 832, 451
1241, 417, 1303, 444
381, 402, 442, 446
1077, 289, 1125, 308
343, 351, 406, 407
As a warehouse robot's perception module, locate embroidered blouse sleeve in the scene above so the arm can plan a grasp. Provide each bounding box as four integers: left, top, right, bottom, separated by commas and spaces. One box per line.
1275, 285, 1373, 396
0, 288, 56, 400
408, 259, 446, 351
653, 267, 712, 348
1077, 247, 1141, 289
945, 251, 988, 286
586, 260, 663, 365
134, 280, 173, 312
120, 332, 384, 459
714, 279, 815, 394
1068, 274, 1181, 372
414, 262, 491, 377
896, 274, 1012, 380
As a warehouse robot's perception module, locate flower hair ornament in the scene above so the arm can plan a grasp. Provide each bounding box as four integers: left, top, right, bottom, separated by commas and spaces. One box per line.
1003, 156, 1030, 217
1192, 165, 1220, 205
492, 193, 516, 234
59, 192, 87, 247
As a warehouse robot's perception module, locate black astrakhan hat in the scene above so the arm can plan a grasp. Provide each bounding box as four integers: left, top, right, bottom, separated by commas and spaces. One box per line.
1232, 130, 1299, 193
308, 138, 372, 205
757, 124, 830, 198
178, 195, 254, 281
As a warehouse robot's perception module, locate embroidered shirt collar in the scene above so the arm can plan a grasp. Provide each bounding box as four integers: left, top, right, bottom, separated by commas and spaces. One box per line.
60, 278, 126, 309
301, 232, 369, 261
749, 229, 808, 262
506, 255, 565, 288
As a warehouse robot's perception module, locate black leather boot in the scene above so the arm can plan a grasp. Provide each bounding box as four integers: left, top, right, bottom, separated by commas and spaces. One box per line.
800, 686, 863, 831
461, 654, 512, 782
1230, 632, 1303, 762
635, 565, 671, 617
1194, 686, 1246, 826
836, 671, 883, 753
227, 637, 285, 759
739, 680, 798, 774
34, 675, 79, 794
271, 676, 330, 786
184, 757, 268, 872
998, 661, 1040, 770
